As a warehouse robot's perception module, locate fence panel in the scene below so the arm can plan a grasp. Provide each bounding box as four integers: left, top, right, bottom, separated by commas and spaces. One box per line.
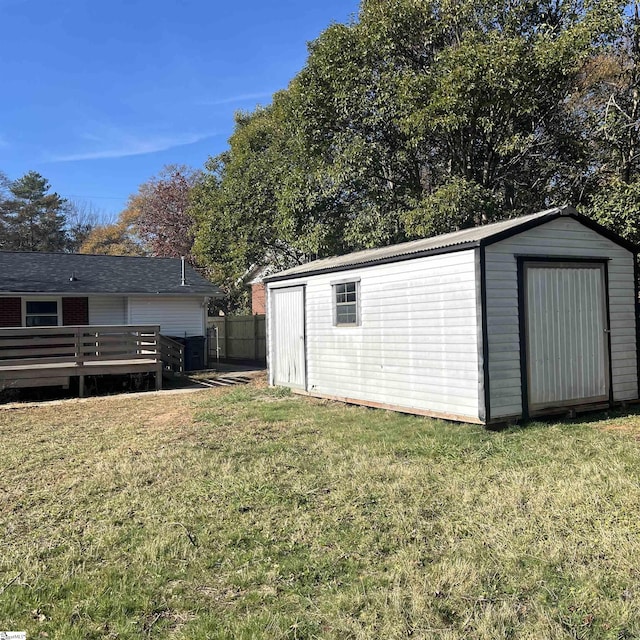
207, 315, 265, 365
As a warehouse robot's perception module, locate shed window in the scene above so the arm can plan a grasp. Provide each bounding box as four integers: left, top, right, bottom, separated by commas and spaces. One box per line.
334, 281, 359, 326
25, 300, 59, 327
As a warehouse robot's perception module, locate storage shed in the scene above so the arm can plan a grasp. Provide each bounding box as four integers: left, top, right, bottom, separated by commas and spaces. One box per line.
265, 206, 640, 424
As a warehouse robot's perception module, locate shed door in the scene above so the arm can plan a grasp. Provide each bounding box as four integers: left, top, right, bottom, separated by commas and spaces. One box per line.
525, 262, 609, 410
270, 286, 306, 390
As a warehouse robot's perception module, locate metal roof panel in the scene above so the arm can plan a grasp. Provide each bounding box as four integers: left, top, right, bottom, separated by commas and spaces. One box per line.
266, 206, 566, 281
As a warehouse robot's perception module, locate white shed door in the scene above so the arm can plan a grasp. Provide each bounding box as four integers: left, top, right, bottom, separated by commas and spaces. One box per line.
525, 262, 609, 410
270, 286, 306, 389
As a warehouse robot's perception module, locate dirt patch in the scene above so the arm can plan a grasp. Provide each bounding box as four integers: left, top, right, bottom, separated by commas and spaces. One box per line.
145, 406, 194, 429
599, 422, 640, 438
595, 413, 640, 439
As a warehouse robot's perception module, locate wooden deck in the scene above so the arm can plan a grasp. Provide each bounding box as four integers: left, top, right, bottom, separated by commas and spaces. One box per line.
0, 325, 185, 397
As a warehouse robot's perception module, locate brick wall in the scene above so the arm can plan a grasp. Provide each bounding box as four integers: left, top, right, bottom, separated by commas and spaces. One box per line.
251, 283, 266, 315
0, 297, 22, 327
62, 297, 89, 325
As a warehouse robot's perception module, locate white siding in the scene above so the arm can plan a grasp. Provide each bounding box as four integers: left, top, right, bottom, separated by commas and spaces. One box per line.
128, 296, 205, 337
486, 217, 638, 418
269, 250, 481, 419
88, 296, 127, 325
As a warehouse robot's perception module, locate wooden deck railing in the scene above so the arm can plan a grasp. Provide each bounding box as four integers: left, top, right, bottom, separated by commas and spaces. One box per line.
159, 334, 185, 374
0, 325, 163, 367
0, 325, 188, 396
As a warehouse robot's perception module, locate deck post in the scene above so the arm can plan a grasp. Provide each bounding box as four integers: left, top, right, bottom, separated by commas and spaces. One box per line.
74, 327, 84, 366
79, 375, 85, 398
156, 362, 163, 391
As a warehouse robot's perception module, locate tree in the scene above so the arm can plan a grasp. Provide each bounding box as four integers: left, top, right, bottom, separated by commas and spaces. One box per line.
193, 0, 624, 307
587, 178, 640, 244
574, 2, 640, 242
65, 200, 102, 253
0, 171, 69, 252
291, 0, 621, 231
133, 165, 202, 262
595, 1, 640, 185
80, 164, 202, 258
79, 207, 146, 256
191, 99, 316, 302
401, 177, 501, 237
82, 165, 202, 259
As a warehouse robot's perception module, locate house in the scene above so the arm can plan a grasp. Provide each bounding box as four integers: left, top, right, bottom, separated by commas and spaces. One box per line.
0, 253, 222, 393
245, 264, 276, 315
0, 251, 221, 335
251, 281, 266, 315
264, 206, 639, 424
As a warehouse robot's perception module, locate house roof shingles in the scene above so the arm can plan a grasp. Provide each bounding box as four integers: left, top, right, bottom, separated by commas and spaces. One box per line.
0, 252, 222, 296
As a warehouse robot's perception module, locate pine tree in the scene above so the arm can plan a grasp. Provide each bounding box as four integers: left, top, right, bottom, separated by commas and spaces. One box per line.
0, 171, 69, 252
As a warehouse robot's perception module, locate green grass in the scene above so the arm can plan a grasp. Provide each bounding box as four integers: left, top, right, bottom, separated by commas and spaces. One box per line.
2, 382, 640, 638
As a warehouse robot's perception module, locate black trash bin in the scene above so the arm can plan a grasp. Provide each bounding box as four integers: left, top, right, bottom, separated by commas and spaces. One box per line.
184, 336, 206, 371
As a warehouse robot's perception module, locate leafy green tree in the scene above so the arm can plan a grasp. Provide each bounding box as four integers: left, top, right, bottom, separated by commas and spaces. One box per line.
587, 178, 640, 244
0, 171, 69, 252
401, 177, 501, 237
192, 98, 317, 308
293, 0, 621, 230
577, 3, 640, 242
193, 0, 627, 307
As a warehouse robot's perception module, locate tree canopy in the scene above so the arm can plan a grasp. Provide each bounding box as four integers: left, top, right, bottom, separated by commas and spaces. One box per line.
79, 206, 146, 256
80, 165, 202, 259
134, 165, 202, 262
191, 0, 639, 304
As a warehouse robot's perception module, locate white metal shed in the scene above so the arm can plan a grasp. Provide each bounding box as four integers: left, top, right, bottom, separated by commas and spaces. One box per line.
265, 206, 640, 424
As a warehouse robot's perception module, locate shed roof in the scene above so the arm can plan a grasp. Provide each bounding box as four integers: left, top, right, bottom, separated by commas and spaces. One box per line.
0, 251, 223, 296
265, 206, 638, 282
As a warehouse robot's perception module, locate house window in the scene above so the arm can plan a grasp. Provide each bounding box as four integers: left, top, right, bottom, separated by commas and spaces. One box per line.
334, 281, 359, 326
24, 300, 60, 327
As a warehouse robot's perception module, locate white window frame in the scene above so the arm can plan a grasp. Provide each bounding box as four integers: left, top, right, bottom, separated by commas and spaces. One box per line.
22, 297, 62, 328
332, 278, 361, 327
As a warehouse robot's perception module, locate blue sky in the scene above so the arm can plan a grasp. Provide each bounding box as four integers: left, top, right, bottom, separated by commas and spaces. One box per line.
0, 0, 360, 220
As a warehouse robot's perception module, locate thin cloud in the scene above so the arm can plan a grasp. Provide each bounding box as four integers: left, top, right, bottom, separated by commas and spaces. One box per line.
199, 91, 274, 106
47, 130, 216, 162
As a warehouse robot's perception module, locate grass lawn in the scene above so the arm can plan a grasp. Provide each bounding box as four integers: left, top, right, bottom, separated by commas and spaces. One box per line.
1, 380, 640, 639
